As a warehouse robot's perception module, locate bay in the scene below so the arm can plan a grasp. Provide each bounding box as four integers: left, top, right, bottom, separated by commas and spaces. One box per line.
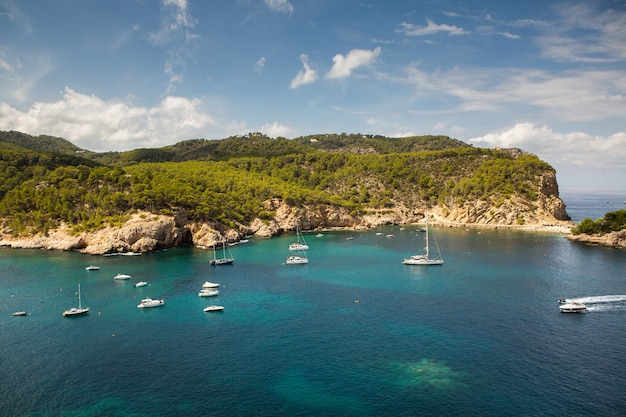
1, 193, 625, 416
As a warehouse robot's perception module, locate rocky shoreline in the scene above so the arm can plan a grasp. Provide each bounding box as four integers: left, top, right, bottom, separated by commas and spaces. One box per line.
565, 230, 626, 249
0, 202, 577, 255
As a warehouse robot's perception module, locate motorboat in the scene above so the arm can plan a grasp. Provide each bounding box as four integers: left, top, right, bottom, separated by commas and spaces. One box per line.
559, 301, 587, 313
202, 281, 219, 289
134, 281, 148, 288
114, 273, 132, 280
85, 265, 100, 271
137, 298, 165, 308
12, 311, 27, 316
198, 289, 219, 297
204, 305, 224, 312
286, 255, 308, 265
63, 284, 90, 316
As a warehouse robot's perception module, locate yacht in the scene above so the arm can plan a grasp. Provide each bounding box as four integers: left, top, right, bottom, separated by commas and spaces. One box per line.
204, 305, 224, 312
134, 281, 148, 288
559, 301, 587, 313
137, 298, 165, 308
198, 289, 219, 297
286, 255, 308, 265
85, 265, 100, 271
114, 273, 132, 280
12, 311, 27, 316
63, 284, 90, 316
202, 281, 219, 289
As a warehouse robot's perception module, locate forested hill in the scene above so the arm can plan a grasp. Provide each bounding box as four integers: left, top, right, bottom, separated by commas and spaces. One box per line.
0, 130, 571, 245
0, 131, 470, 166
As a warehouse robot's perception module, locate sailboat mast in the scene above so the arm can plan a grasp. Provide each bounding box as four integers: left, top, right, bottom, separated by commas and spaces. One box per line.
77, 283, 82, 309
424, 219, 430, 258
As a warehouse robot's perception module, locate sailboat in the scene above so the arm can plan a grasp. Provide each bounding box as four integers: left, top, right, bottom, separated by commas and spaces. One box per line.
63, 283, 90, 316
289, 225, 309, 251
210, 242, 234, 266
402, 219, 443, 265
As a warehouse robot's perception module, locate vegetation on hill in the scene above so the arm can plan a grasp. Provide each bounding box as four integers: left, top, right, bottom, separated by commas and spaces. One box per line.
0, 130, 558, 237
571, 210, 626, 235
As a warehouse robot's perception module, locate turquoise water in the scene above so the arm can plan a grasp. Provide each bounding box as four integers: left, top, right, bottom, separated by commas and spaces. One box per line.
2, 204, 626, 416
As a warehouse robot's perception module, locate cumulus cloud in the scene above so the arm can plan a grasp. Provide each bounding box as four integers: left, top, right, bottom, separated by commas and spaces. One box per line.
325, 47, 381, 80
290, 54, 318, 88
260, 122, 291, 137
264, 0, 294, 14
0, 87, 222, 151
468, 122, 626, 185
397, 20, 469, 36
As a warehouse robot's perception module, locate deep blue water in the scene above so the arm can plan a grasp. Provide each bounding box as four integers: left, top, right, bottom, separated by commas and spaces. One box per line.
1, 193, 625, 417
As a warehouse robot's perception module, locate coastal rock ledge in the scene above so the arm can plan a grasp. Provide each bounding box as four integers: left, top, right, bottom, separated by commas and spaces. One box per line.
566, 230, 626, 249
0, 198, 574, 255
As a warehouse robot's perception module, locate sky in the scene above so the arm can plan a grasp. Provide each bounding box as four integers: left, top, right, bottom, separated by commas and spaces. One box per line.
0, 0, 625, 189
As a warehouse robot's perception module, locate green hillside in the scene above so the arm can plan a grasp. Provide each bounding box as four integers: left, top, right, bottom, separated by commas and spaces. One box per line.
0, 130, 557, 236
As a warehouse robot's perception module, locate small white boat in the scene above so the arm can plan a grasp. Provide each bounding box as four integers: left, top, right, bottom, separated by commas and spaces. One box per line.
316, 233, 324, 237
137, 298, 165, 308
114, 273, 132, 280
85, 265, 100, 271
12, 311, 27, 316
204, 305, 224, 312
202, 281, 219, 289
559, 301, 587, 313
198, 289, 219, 297
134, 281, 148, 288
63, 284, 90, 316
286, 255, 308, 265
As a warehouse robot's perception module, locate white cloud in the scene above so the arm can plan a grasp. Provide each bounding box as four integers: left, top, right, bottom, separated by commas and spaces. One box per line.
499, 32, 520, 39
112, 24, 141, 50
468, 122, 626, 185
260, 122, 291, 137
537, 3, 626, 63
255, 56, 266, 73
403, 66, 626, 123
325, 47, 381, 80
397, 20, 469, 36
0, 87, 223, 151
264, 0, 293, 14
290, 54, 318, 88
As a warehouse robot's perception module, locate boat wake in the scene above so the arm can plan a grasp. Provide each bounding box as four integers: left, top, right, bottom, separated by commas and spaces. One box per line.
566, 295, 626, 313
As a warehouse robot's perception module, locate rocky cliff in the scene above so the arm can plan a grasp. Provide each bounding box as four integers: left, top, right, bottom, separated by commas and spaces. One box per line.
0, 184, 574, 255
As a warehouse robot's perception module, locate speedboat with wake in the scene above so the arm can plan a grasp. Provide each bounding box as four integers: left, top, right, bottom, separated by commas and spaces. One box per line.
558, 301, 587, 313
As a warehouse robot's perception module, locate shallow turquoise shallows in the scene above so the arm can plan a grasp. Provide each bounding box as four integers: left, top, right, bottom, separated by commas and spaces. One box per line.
1, 190, 625, 417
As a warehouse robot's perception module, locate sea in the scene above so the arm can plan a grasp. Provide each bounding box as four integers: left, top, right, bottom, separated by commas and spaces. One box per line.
1, 188, 625, 417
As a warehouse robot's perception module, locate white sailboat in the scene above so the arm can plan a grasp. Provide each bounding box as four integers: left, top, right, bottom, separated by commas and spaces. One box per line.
210, 243, 234, 266
289, 225, 309, 251
403, 219, 443, 265
63, 283, 90, 316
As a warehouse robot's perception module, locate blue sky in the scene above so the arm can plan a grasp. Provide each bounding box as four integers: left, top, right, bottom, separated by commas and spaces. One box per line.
1, 0, 625, 188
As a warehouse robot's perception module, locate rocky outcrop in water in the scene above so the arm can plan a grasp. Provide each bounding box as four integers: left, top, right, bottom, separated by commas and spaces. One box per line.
566, 230, 626, 249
